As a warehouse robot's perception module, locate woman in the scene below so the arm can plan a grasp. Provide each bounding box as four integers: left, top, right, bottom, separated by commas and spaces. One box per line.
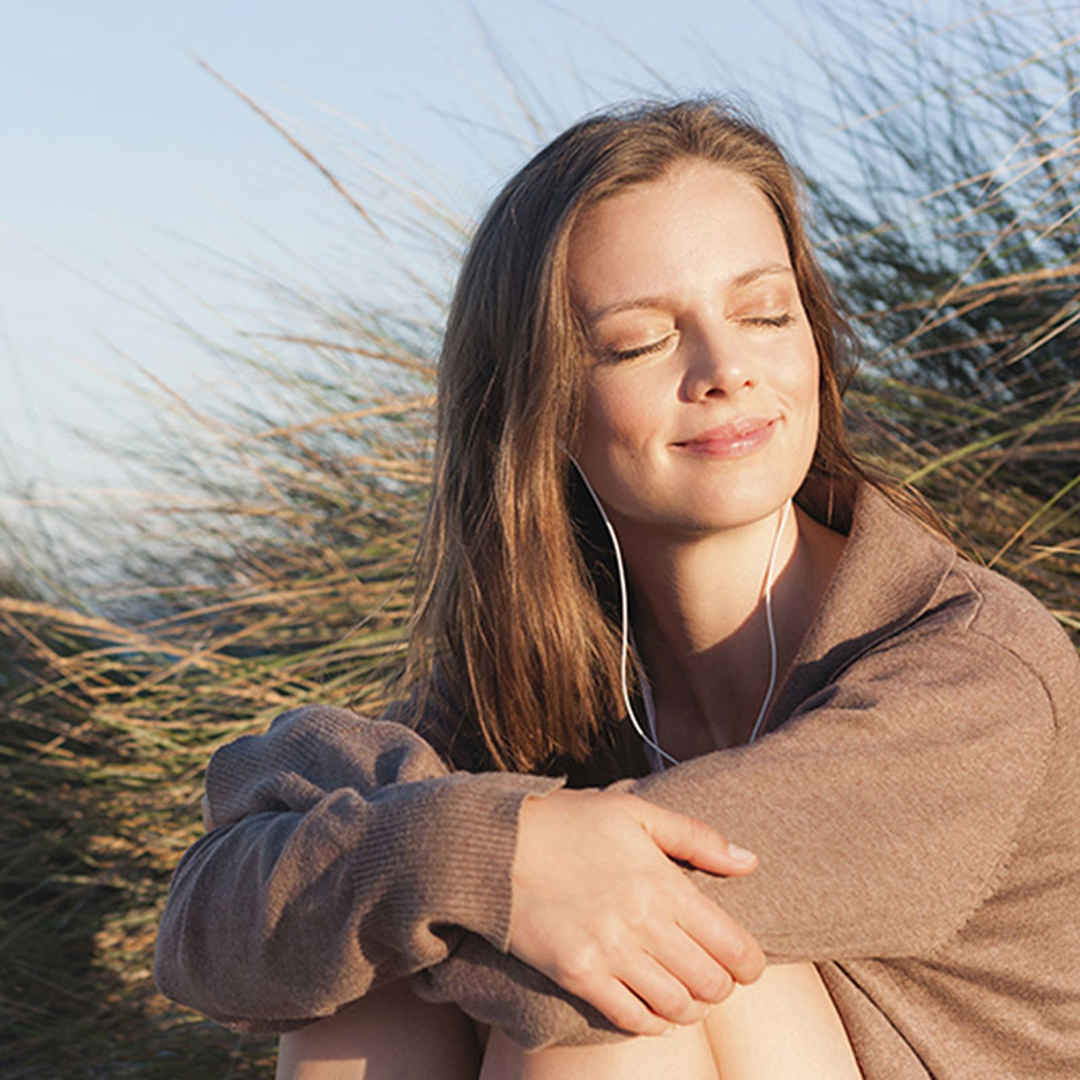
155, 101, 1080, 1078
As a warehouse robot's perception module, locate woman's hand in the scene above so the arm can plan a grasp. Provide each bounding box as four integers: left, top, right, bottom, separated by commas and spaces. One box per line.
508, 788, 765, 1036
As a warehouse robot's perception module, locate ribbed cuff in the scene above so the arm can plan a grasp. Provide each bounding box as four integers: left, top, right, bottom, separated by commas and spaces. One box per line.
360, 770, 566, 954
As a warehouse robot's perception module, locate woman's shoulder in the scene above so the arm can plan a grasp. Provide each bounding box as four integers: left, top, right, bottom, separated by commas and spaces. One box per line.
851, 483, 1079, 714
813, 481, 1077, 707
942, 554, 1079, 708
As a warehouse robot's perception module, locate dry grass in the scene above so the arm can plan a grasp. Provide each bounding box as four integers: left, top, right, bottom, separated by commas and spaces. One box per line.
0, 302, 436, 1075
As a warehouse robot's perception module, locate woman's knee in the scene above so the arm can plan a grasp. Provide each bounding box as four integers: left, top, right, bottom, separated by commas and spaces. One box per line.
703, 963, 861, 1078
479, 1021, 718, 1080
276, 980, 482, 1079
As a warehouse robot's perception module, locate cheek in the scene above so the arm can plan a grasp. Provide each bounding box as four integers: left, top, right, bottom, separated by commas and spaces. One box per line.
580, 378, 652, 458
797, 351, 822, 454
786, 335, 820, 416
775, 335, 821, 459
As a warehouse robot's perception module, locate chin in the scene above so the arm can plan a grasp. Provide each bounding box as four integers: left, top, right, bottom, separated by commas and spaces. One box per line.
619, 498, 791, 539
679, 485, 799, 531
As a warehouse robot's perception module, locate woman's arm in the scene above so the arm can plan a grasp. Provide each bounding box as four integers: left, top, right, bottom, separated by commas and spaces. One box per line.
155, 704, 760, 1033
153, 704, 566, 1029
158, 611, 1065, 1045
410, 623, 1062, 1048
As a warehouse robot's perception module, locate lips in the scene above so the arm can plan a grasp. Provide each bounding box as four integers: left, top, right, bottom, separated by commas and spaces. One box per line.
673, 416, 778, 457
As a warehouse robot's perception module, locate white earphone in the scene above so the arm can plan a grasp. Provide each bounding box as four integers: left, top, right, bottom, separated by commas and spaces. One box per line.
568, 456, 790, 768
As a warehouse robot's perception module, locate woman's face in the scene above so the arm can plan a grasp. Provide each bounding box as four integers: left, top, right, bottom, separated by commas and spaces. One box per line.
568, 159, 820, 540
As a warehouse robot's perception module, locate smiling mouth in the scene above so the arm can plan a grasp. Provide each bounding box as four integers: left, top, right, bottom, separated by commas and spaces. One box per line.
673, 417, 778, 457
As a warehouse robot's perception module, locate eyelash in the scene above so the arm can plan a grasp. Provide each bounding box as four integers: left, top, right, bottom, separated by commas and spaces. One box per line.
604, 314, 793, 361
743, 314, 794, 329
606, 332, 678, 362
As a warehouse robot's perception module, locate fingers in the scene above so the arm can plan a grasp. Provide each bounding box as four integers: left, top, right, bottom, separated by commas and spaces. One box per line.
617, 951, 712, 1026
567, 966, 704, 1036
555, 908, 752, 1035
508, 788, 764, 1038
566, 933, 736, 1035
629, 796, 758, 877
564, 968, 675, 1037
647, 922, 738, 1006
545, 914, 748, 1036
678, 890, 766, 987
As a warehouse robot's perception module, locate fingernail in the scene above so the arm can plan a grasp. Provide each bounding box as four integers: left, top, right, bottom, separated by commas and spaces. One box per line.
728, 842, 756, 864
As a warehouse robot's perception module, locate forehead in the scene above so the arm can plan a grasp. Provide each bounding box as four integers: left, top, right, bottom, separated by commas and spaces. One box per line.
567, 161, 791, 311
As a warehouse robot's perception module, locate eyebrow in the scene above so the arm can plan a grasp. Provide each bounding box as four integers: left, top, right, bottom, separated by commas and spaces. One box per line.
583, 263, 794, 323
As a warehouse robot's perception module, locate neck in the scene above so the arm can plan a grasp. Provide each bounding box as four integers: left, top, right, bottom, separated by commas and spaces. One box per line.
615, 504, 844, 751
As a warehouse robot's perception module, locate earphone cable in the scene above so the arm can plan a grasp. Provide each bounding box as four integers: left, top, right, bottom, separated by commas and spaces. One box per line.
570, 459, 680, 766
570, 456, 791, 767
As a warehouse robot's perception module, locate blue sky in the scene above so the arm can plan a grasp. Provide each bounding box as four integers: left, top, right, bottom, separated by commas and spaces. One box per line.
4, 0, 903, 535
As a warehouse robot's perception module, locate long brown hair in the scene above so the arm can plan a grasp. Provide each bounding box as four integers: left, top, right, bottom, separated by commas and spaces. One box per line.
403, 98, 937, 775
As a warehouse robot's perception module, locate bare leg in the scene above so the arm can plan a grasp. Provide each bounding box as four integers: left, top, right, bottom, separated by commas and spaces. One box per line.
478, 962, 859, 1080
275, 981, 482, 1080
277, 990, 719, 1080
479, 1022, 718, 1080
277, 962, 860, 1080
705, 962, 861, 1078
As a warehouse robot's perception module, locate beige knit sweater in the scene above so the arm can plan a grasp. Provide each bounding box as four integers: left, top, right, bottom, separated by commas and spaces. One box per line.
155, 485, 1080, 1077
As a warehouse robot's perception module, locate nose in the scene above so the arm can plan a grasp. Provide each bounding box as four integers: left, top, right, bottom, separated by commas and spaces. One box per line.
680, 326, 756, 401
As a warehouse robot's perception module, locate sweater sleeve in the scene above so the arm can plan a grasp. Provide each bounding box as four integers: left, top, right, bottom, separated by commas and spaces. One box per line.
152, 704, 565, 1030
156, 617, 1061, 1045
411, 621, 1059, 1048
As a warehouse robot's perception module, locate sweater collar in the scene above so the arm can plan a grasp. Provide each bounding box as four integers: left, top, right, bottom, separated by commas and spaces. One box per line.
766, 482, 957, 730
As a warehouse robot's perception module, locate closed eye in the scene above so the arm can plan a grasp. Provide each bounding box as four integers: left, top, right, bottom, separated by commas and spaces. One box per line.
742, 314, 794, 329
604, 330, 678, 362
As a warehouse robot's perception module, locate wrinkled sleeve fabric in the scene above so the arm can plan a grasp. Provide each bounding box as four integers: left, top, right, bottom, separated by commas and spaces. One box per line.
412, 621, 1058, 1048
156, 617, 1060, 1047
153, 704, 565, 1031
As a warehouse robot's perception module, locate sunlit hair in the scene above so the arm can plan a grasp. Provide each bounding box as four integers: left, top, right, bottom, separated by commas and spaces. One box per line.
403, 98, 938, 775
